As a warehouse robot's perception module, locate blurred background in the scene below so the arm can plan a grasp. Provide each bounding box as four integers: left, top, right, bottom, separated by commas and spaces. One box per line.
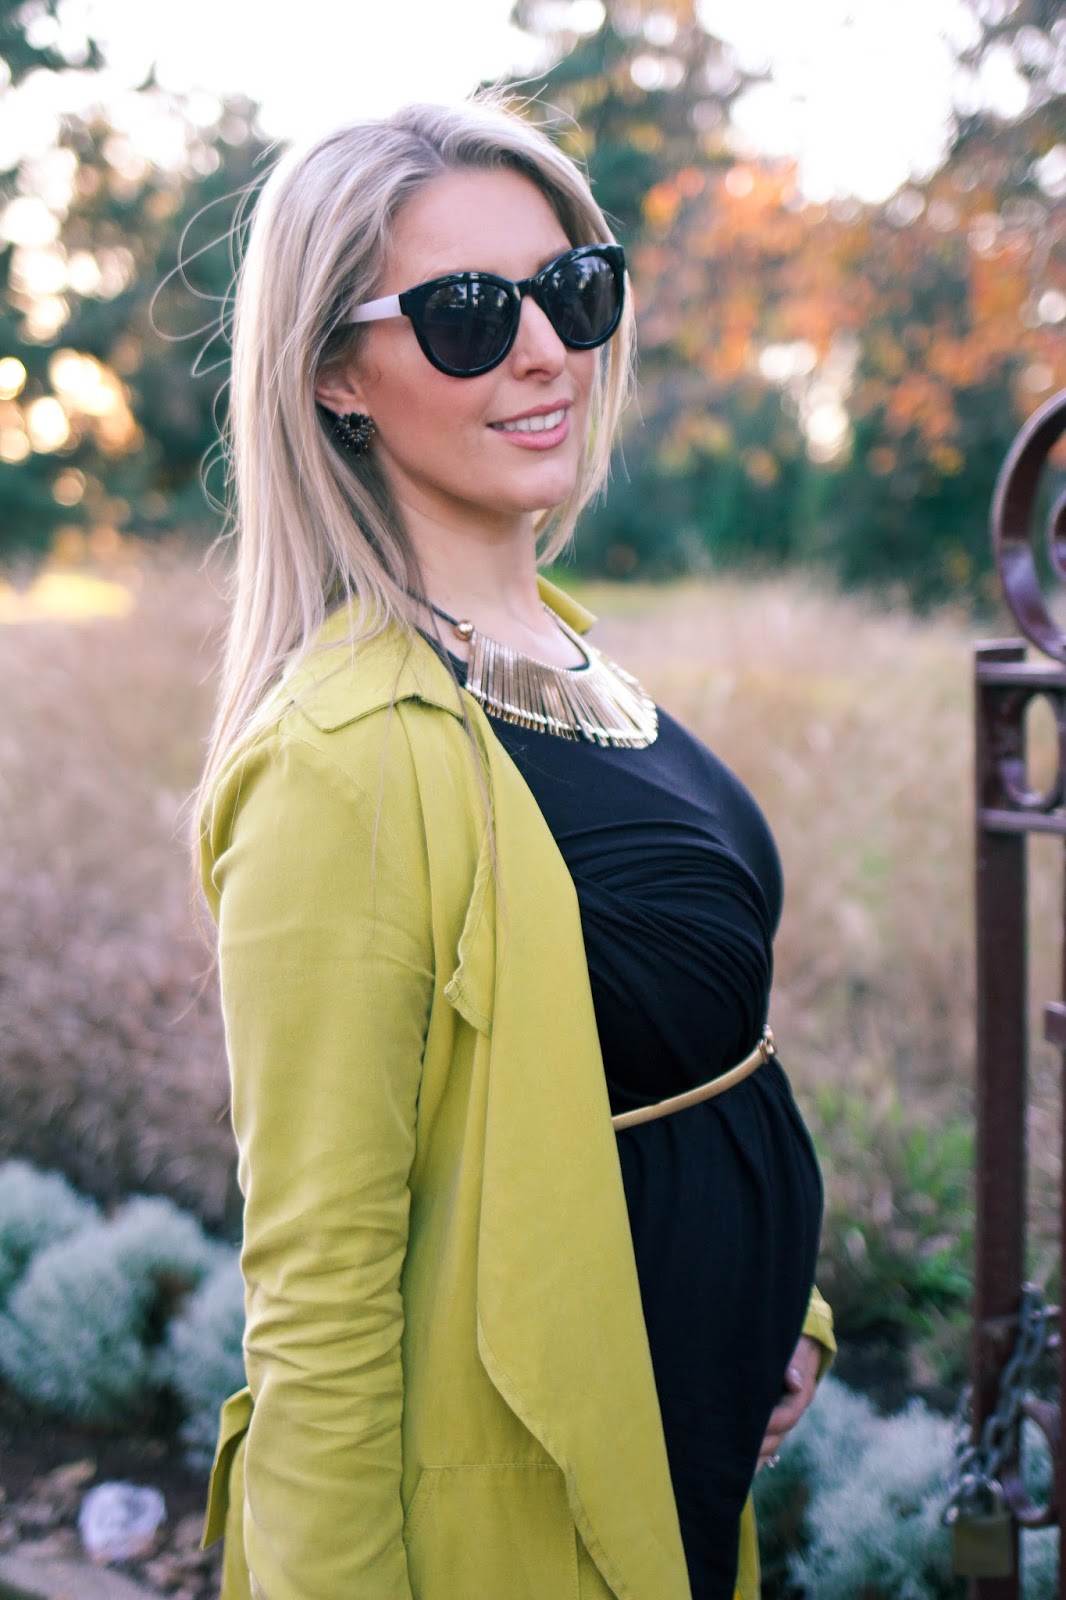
1, 0, 1064, 596
1, 2, 1065, 1594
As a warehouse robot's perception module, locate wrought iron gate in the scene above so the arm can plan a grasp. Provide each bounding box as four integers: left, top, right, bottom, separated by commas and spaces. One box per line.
970, 387, 1066, 1597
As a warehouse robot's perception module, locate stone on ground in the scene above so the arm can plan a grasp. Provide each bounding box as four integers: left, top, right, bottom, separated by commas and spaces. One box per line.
0, 1547, 159, 1600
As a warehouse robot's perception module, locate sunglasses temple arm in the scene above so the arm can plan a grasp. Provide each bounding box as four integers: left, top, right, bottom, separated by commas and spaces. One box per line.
348, 293, 403, 325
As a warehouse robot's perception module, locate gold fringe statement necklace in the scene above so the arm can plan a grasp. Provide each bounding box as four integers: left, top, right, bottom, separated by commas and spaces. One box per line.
428, 601, 658, 750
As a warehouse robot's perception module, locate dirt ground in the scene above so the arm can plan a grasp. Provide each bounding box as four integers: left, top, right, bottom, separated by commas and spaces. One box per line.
0, 1387, 222, 1600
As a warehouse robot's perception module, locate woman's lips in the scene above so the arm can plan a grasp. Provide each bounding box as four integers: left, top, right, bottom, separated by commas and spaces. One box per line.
489, 404, 571, 449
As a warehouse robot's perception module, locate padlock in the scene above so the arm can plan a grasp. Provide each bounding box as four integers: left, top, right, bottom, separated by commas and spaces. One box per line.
949, 1496, 1015, 1578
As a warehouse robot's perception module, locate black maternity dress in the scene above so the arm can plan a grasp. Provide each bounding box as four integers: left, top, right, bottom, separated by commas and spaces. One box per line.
443, 645, 825, 1600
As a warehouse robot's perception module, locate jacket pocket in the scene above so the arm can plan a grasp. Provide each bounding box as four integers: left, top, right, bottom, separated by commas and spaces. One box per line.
403, 1463, 579, 1600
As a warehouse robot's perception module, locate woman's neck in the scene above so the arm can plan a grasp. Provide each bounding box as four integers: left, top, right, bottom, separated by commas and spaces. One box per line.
402, 501, 584, 669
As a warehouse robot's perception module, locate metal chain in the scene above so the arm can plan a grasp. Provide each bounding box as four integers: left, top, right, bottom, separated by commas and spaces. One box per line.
943, 1284, 1051, 1524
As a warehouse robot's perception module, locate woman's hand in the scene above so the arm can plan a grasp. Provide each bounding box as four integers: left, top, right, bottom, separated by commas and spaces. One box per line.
756, 1334, 822, 1470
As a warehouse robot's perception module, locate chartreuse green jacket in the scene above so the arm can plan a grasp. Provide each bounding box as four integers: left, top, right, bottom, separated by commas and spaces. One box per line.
199, 578, 835, 1600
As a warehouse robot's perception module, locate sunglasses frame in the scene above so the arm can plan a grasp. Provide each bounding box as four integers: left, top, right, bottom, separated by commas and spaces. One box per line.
347, 243, 626, 378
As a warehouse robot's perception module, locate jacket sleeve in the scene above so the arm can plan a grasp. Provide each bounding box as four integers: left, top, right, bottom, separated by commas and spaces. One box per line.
204, 720, 433, 1600
801, 1284, 836, 1381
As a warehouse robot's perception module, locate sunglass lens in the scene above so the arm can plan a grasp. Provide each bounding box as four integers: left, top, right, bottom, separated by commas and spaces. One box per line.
542, 253, 621, 347
420, 280, 514, 373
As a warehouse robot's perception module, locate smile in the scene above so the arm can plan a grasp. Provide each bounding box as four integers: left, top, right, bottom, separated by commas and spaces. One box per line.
490, 406, 569, 435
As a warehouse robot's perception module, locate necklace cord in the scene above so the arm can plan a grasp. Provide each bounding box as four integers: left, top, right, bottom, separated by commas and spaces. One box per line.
426, 600, 464, 630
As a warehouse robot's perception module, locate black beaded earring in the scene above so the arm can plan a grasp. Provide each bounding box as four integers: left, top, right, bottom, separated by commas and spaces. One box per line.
332, 411, 375, 455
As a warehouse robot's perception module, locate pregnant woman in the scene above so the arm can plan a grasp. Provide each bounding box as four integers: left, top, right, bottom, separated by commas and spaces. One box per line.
196, 94, 834, 1600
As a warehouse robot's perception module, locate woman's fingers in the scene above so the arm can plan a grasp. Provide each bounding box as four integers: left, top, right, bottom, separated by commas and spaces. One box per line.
765, 1388, 807, 1436
756, 1334, 824, 1469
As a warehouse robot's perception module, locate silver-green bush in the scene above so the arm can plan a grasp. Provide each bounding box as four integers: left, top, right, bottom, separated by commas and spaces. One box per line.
0, 1193, 221, 1426
790, 1398, 958, 1599
156, 1253, 245, 1466
0, 1160, 98, 1302
757, 1377, 1057, 1599
0, 1155, 1055, 1599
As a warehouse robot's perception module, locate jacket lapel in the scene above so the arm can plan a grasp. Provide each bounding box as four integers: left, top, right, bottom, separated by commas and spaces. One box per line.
471, 726, 691, 1600
280, 575, 594, 732
282, 583, 691, 1598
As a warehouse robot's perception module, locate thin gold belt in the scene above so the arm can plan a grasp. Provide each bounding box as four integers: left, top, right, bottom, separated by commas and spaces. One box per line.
611, 1026, 776, 1132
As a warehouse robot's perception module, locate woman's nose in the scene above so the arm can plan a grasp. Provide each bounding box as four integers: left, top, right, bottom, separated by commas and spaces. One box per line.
510, 294, 567, 376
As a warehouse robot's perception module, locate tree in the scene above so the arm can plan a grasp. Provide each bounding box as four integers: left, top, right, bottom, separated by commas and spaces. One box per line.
824, 0, 1066, 600
0, 1, 269, 555
512, 0, 1066, 602
509, 0, 751, 238
54, 98, 271, 535
0, 0, 103, 86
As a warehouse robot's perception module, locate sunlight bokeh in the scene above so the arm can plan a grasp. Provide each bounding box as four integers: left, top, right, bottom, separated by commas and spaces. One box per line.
0, 570, 134, 623
0, 0, 1026, 202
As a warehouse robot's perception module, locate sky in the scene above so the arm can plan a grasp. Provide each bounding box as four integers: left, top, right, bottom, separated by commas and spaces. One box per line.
1, 0, 1028, 204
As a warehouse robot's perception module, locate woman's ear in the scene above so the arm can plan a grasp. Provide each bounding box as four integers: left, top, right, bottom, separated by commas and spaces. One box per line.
315, 355, 368, 416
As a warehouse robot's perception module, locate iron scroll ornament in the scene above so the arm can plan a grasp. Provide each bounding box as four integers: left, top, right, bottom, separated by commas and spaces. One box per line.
992, 386, 1066, 665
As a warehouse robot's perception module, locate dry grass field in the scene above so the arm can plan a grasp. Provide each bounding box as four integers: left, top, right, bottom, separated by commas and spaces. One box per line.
2, 548, 1060, 1389
586, 575, 1061, 1389
589, 573, 1058, 1106
1, 552, 236, 1230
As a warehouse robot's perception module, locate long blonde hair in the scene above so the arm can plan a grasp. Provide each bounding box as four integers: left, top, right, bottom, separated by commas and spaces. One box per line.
195, 93, 636, 831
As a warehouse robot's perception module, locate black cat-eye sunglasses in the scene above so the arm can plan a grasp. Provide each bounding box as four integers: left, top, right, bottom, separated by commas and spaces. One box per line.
346, 243, 626, 378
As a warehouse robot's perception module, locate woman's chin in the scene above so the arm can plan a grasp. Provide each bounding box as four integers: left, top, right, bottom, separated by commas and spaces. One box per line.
496, 460, 581, 516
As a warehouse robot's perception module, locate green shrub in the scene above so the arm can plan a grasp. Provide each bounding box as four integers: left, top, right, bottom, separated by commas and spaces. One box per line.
0, 1194, 220, 1426
809, 1089, 974, 1399
157, 1253, 245, 1465
0, 1160, 98, 1302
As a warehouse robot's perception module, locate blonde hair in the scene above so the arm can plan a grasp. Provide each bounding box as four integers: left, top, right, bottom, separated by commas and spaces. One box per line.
195, 93, 636, 831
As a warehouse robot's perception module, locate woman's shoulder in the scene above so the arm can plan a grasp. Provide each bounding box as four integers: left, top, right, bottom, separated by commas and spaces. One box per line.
202, 621, 486, 873
279, 607, 467, 735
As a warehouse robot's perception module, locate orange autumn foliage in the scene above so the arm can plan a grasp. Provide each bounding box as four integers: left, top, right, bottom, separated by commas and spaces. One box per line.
631, 145, 1065, 471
